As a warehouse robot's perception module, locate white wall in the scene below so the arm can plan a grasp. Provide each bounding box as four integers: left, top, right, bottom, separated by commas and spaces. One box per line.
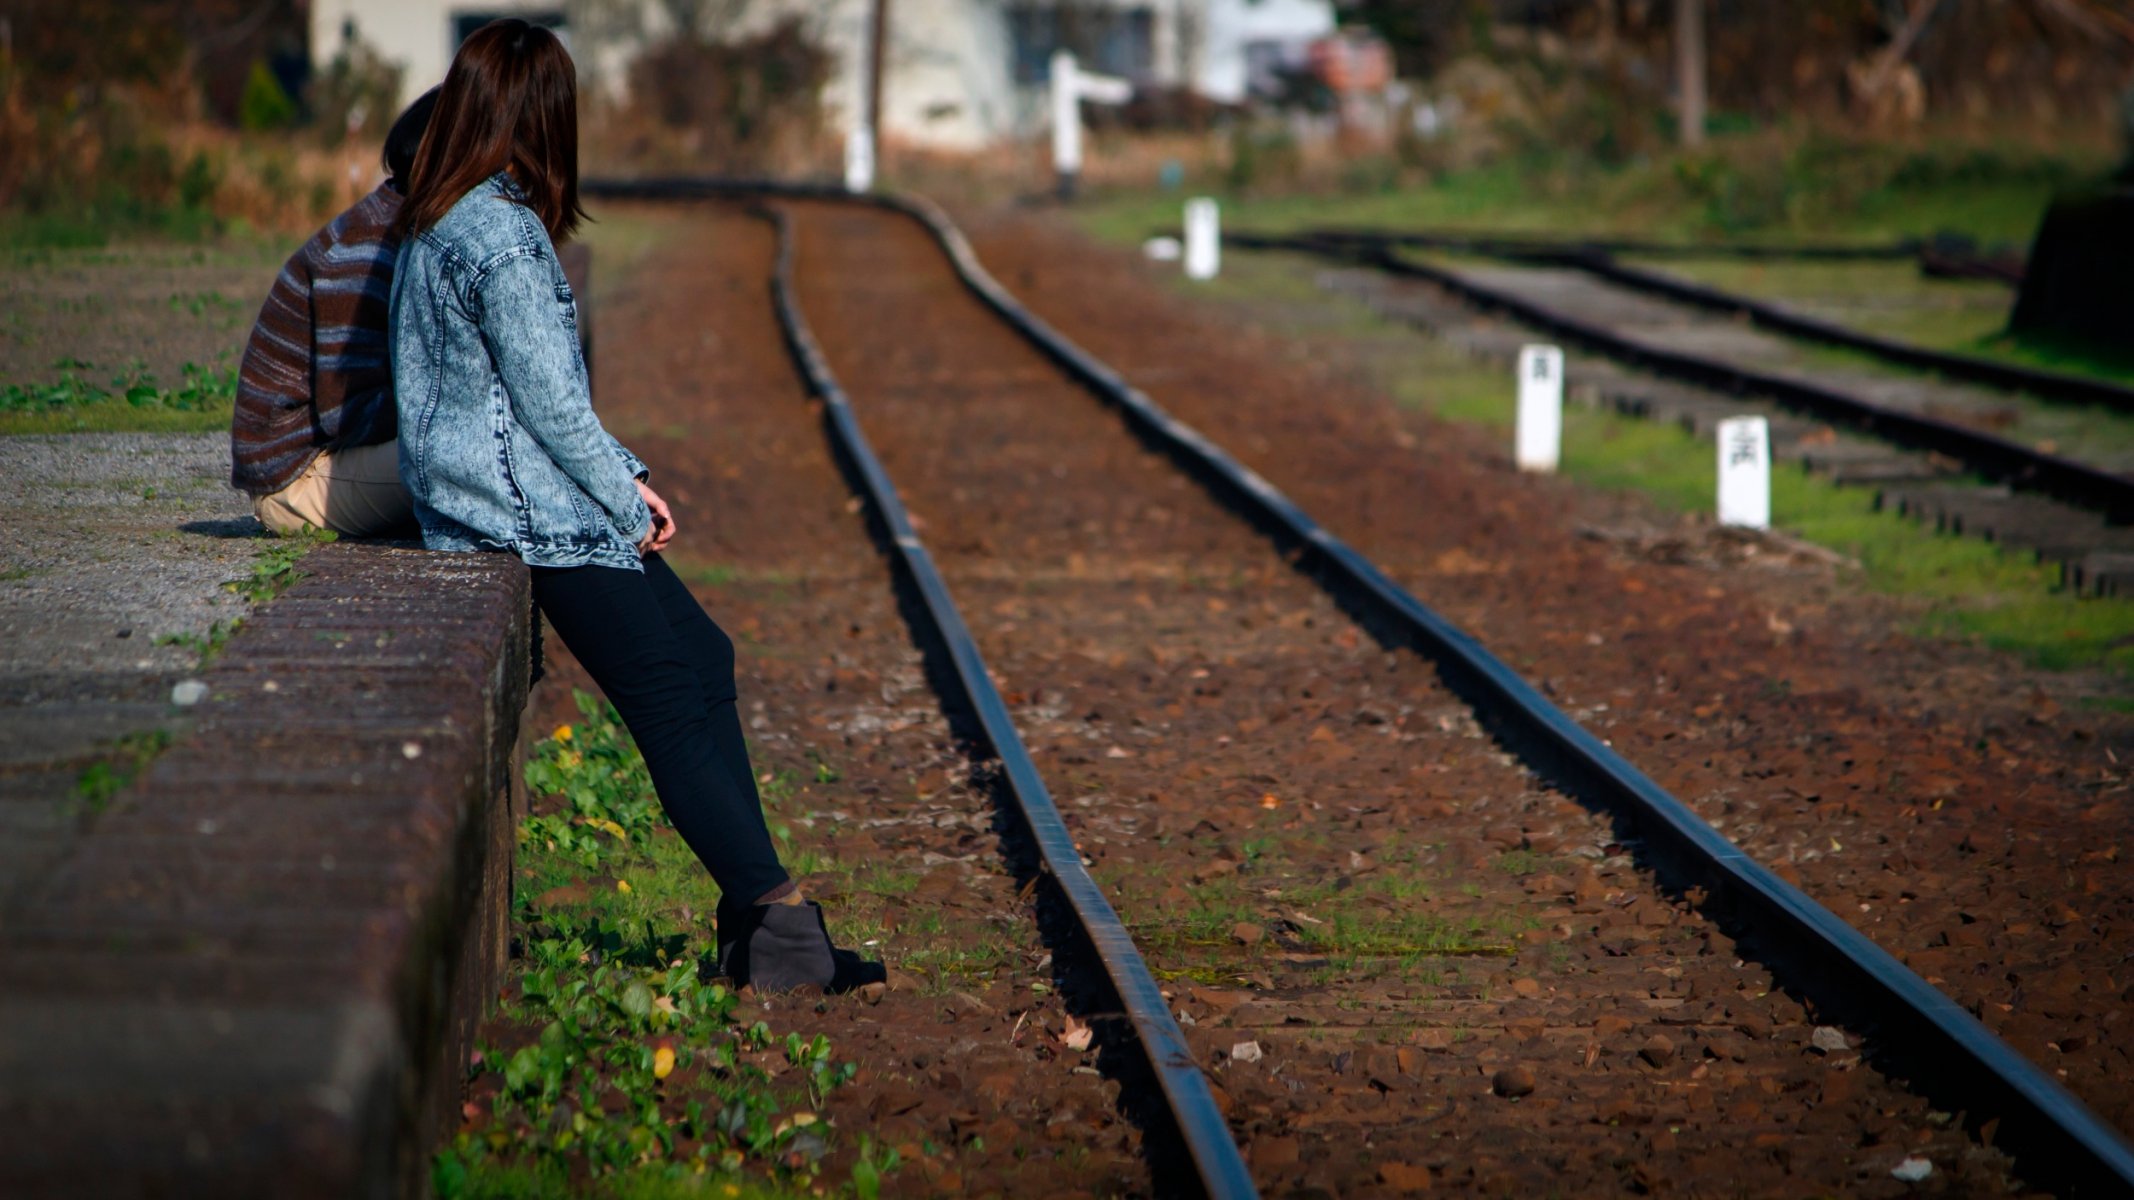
310, 0, 1335, 153
314, 0, 556, 102
1194, 0, 1334, 103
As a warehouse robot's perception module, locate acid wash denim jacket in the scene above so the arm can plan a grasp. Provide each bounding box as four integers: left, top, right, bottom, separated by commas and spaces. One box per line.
389, 173, 651, 572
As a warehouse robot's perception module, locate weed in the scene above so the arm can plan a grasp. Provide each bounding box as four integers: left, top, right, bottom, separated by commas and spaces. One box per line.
72, 728, 173, 812
1102, 217, 2134, 684
0, 359, 237, 415
810, 754, 841, 785
154, 620, 237, 664
228, 526, 336, 603
146, 532, 330, 668
1494, 848, 1543, 877
447, 697, 887, 1196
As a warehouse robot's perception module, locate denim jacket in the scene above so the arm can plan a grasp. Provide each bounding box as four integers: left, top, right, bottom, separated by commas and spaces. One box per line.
389, 173, 650, 571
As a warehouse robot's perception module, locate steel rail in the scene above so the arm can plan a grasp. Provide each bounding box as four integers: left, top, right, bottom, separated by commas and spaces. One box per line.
745, 202, 1259, 1200
1537, 252, 2134, 413
583, 175, 2134, 1195
1230, 231, 2134, 523
876, 199, 2134, 1199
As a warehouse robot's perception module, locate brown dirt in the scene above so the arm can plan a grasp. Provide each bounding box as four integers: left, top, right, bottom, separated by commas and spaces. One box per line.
486, 189, 2134, 1196
964, 207, 2134, 1143
0, 244, 277, 388
778, 200, 2025, 1196
525, 203, 1149, 1197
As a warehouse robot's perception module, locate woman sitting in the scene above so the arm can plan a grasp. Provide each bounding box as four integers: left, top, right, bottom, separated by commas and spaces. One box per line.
387, 19, 881, 993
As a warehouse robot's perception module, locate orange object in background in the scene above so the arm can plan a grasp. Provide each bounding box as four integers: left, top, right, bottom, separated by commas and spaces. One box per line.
1307, 30, 1393, 94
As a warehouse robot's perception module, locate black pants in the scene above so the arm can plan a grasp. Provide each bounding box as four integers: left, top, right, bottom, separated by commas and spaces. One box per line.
530, 553, 789, 904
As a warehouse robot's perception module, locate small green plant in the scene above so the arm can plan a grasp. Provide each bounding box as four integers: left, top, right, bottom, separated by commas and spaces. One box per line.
0, 359, 237, 415
445, 701, 880, 1196
154, 620, 237, 664
810, 755, 841, 785
72, 728, 173, 812
228, 527, 336, 603
520, 692, 666, 870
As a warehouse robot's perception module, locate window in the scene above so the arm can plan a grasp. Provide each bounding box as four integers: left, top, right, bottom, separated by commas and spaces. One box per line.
1006, 4, 1154, 86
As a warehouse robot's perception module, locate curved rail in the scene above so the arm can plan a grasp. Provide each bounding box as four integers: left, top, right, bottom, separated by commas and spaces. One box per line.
584, 176, 2134, 1196
747, 203, 1258, 1200
1230, 231, 2134, 522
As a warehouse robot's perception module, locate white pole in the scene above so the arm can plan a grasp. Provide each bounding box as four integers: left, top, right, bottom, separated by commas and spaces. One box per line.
844, 125, 875, 193
1184, 197, 1220, 281
1716, 416, 1771, 528
1051, 50, 1081, 200
1515, 344, 1564, 473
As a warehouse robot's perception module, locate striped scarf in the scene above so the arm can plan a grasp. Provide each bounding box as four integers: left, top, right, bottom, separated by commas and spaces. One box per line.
229, 183, 404, 496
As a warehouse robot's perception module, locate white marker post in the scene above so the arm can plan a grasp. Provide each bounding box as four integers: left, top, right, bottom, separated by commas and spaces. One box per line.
1184, 198, 1220, 281
1050, 52, 1131, 202
1515, 344, 1564, 473
1716, 415, 1771, 528
1051, 50, 1082, 200
844, 125, 875, 193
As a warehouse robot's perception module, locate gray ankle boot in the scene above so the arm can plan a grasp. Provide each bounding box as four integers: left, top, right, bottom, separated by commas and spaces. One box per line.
733, 901, 886, 994
744, 902, 836, 992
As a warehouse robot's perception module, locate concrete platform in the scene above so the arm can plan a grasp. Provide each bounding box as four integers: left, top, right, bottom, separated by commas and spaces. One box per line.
0, 541, 530, 1198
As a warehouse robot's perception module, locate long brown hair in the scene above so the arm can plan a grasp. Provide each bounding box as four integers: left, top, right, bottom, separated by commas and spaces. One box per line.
395, 19, 587, 242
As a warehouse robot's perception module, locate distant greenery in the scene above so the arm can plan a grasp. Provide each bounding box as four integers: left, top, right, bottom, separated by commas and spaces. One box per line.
0, 359, 236, 435
1082, 132, 2102, 250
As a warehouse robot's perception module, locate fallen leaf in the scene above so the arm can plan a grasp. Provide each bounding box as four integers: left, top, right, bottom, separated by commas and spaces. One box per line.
1062, 1013, 1094, 1052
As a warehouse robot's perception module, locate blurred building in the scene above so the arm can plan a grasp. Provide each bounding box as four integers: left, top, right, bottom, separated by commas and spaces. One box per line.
307, 0, 1335, 151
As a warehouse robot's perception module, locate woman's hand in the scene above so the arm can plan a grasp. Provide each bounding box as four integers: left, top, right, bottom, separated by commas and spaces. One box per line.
636, 480, 676, 555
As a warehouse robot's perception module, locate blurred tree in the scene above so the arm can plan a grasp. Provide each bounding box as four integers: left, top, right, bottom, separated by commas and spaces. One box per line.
239, 58, 295, 131
0, 0, 301, 120
1336, 0, 1491, 76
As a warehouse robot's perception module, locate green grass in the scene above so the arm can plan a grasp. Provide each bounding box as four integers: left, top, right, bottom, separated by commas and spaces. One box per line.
1079, 139, 2081, 251
1629, 257, 2134, 386
1444, 336, 2134, 675
1076, 212, 2134, 685
72, 728, 174, 814
0, 360, 238, 436
434, 1159, 818, 1200
1551, 404, 2134, 673
1105, 852, 1523, 988
0, 400, 233, 436
449, 694, 893, 1197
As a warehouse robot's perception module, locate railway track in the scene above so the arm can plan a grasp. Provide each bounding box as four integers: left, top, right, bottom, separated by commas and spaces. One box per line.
1271, 230, 2115, 413
581, 181, 2134, 1196
1226, 229, 2134, 591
